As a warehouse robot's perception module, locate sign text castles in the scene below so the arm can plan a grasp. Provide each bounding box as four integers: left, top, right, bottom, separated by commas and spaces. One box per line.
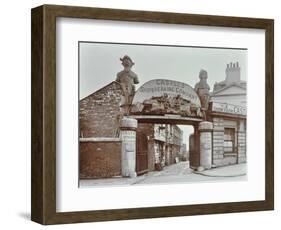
138, 79, 199, 102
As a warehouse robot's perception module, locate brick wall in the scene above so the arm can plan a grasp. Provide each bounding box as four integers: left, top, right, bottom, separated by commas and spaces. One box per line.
147, 140, 155, 171
212, 117, 238, 166
79, 81, 123, 138
79, 139, 122, 179
137, 123, 154, 137
212, 117, 225, 166
238, 131, 246, 163
189, 129, 201, 168
212, 117, 246, 166
136, 123, 154, 171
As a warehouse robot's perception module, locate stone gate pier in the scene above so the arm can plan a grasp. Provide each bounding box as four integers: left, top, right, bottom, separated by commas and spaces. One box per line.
120, 117, 138, 177
199, 121, 213, 170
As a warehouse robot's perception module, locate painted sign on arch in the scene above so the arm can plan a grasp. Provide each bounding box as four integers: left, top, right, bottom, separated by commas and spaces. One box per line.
131, 79, 202, 117
132, 79, 201, 106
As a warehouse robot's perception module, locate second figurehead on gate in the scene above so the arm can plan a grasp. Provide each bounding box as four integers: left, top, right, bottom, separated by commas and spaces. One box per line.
194, 69, 211, 120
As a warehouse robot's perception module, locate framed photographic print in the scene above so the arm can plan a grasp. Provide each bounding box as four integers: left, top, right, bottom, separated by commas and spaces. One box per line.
31, 4, 274, 225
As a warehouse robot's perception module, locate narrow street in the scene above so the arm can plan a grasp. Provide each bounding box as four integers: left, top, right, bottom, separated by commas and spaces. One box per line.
80, 162, 247, 187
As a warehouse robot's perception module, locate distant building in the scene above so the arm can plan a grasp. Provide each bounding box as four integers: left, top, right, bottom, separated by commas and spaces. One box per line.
179, 143, 188, 161
208, 62, 247, 167
211, 62, 247, 107
137, 123, 183, 173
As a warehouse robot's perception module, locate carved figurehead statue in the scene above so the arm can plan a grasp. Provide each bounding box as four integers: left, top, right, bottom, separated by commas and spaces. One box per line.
194, 69, 210, 115
116, 55, 139, 115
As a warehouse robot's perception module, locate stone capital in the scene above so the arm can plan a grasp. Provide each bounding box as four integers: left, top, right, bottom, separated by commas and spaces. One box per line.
120, 117, 138, 130
198, 121, 213, 131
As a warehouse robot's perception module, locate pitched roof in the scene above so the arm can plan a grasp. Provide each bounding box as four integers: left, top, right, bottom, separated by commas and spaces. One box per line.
80, 81, 122, 102
211, 82, 246, 96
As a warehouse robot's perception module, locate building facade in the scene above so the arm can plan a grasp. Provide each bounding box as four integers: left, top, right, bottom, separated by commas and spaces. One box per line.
208, 62, 247, 167
212, 62, 247, 107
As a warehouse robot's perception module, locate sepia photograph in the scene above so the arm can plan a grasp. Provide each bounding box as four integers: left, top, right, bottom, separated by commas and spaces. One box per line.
78, 42, 247, 187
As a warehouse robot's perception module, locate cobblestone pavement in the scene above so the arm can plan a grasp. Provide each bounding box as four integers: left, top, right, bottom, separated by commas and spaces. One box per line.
79, 162, 247, 187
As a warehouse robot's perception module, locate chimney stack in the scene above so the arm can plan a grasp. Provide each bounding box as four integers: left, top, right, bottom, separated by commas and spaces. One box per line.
225, 62, 241, 84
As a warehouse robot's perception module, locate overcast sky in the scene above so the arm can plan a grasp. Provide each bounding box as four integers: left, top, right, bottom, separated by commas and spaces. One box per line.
79, 42, 247, 147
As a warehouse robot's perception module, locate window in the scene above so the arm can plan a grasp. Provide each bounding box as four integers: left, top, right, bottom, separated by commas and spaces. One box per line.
224, 128, 235, 153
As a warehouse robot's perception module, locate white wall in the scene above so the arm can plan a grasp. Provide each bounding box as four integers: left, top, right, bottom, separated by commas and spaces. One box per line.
0, 0, 279, 229
211, 94, 247, 106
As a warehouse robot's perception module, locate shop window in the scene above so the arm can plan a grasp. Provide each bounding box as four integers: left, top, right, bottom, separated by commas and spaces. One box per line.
224, 128, 235, 153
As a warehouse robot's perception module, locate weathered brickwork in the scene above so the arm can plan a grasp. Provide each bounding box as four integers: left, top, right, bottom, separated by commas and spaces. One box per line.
189, 129, 200, 168
80, 140, 122, 178
212, 117, 246, 166
137, 123, 155, 171
212, 117, 224, 166
79, 81, 123, 138
137, 123, 154, 137
213, 156, 237, 166
147, 140, 155, 171
238, 131, 246, 163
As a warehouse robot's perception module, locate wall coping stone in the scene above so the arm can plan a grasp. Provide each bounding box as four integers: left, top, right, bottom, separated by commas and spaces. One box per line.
80, 137, 121, 142
120, 117, 138, 129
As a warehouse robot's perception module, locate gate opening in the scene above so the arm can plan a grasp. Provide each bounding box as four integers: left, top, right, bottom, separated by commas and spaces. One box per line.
135, 121, 195, 175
